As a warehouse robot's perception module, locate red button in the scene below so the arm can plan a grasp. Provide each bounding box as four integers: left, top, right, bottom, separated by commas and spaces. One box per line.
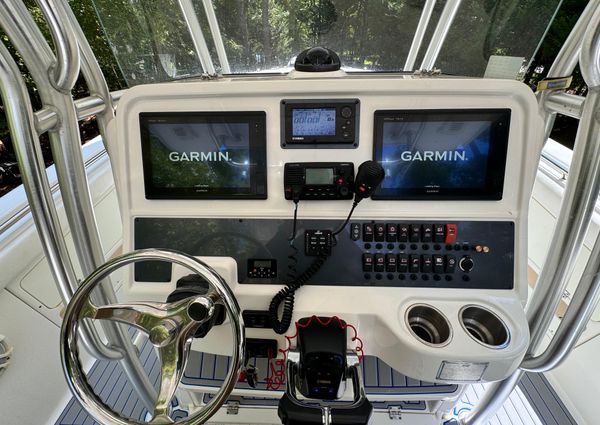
336, 177, 345, 185
445, 224, 457, 244
358, 185, 366, 192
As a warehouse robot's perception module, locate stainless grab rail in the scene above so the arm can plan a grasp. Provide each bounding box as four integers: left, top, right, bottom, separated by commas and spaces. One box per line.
403, 0, 436, 72
0, 42, 120, 361
61, 0, 116, 144
521, 5, 600, 373
544, 92, 584, 120
459, 4, 600, 425
539, 0, 600, 140
0, 1, 157, 410
35, 91, 124, 134
35, 0, 80, 92
419, 0, 462, 70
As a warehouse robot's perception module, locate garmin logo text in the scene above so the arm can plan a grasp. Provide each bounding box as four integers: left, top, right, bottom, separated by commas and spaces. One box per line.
169, 151, 230, 162
400, 150, 467, 162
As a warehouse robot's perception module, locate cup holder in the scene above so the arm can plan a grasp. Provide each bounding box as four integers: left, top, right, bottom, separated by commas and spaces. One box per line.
460, 306, 510, 349
406, 304, 451, 347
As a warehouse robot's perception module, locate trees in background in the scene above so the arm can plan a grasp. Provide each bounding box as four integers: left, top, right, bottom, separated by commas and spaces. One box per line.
0, 0, 590, 195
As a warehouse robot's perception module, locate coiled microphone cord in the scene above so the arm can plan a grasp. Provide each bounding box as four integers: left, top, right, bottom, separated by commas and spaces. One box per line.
269, 251, 329, 334
286, 202, 300, 282
269, 200, 360, 334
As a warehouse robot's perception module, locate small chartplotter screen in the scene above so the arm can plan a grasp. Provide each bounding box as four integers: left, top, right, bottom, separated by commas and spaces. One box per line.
292, 108, 336, 136
140, 112, 267, 199
372, 109, 510, 200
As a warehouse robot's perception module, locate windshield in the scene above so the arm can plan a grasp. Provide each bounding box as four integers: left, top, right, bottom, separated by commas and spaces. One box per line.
89, 0, 561, 86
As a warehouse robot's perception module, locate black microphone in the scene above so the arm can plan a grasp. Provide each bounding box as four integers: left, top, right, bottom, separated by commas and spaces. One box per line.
354, 160, 385, 202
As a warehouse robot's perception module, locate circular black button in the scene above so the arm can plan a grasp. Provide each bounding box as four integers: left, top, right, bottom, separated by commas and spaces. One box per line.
434, 244, 441, 251
459, 256, 474, 273
410, 244, 418, 250
398, 274, 406, 280
387, 273, 394, 280
341, 106, 352, 118
422, 244, 430, 250
339, 186, 349, 197
462, 275, 471, 282
422, 274, 429, 281
445, 275, 453, 281
387, 243, 394, 250
433, 274, 441, 281
462, 243, 470, 251
364, 273, 371, 280
446, 244, 453, 250
375, 273, 382, 280
188, 302, 209, 321
399, 244, 406, 250
376, 243, 383, 250
410, 274, 418, 281
364, 243, 372, 249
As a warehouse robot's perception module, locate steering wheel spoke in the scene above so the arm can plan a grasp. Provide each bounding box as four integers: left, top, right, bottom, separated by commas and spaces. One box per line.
150, 325, 197, 423
81, 295, 216, 336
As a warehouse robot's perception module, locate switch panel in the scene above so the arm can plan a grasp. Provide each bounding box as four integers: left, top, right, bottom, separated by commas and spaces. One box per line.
134, 218, 514, 289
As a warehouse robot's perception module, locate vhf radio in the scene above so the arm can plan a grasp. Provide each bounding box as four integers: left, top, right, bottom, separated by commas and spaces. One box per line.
284, 162, 354, 200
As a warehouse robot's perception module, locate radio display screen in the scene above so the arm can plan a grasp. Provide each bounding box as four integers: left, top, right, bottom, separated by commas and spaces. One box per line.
292, 108, 336, 136
140, 112, 267, 199
372, 109, 510, 200
305, 168, 334, 185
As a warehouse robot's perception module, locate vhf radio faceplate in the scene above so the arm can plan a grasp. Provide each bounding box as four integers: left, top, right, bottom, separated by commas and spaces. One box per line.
284, 162, 354, 200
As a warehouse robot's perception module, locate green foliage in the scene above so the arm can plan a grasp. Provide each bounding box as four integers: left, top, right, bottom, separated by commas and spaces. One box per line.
0, 0, 590, 136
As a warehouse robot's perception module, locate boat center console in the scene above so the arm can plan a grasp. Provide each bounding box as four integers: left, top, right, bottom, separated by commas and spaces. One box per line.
108, 75, 542, 388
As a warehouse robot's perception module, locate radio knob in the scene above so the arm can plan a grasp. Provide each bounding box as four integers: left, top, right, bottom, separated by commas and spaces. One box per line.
339, 186, 350, 197
341, 106, 352, 119
459, 256, 474, 273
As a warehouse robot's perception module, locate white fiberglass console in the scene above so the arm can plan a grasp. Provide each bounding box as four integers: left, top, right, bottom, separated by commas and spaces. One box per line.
108, 74, 542, 385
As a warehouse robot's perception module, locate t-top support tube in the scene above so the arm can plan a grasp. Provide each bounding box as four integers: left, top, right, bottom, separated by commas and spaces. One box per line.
539, 0, 600, 140
35, 0, 81, 93
0, 0, 157, 410
459, 5, 600, 425
202, 0, 231, 73
521, 4, 600, 373
179, 0, 217, 74
404, 0, 436, 72
0, 41, 120, 362
419, 0, 462, 70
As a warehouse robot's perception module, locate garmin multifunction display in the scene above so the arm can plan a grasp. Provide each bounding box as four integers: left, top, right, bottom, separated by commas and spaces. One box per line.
372, 109, 511, 200
281, 99, 359, 148
140, 112, 267, 199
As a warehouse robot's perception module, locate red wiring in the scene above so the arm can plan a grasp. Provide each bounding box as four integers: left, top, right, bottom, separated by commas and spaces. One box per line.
265, 315, 364, 391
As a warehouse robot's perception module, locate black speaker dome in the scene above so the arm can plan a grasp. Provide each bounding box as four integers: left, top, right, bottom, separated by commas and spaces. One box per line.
294, 47, 341, 72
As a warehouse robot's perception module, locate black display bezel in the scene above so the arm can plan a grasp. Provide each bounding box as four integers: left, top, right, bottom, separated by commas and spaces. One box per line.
140, 111, 267, 200
372, 109, 511, 201
281, 99, 359, 148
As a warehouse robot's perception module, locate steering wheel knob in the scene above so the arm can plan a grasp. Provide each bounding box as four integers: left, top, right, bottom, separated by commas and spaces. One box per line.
187, 296, 214, 322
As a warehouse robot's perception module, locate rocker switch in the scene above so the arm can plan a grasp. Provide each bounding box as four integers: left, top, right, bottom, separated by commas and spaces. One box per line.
445, 224, 457, 244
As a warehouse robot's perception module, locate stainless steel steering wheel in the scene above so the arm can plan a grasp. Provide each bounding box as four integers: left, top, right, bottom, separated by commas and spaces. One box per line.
60, 249, 245, 425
